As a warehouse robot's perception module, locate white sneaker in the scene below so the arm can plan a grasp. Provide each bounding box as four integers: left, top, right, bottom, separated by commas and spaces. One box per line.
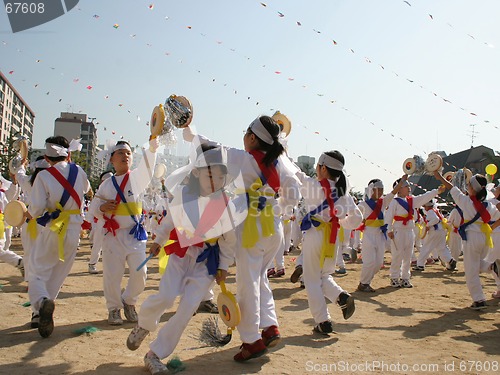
144, 351, 169, 375
390, 278, 401, 288
88, 264, 98, 274
108, 309, 123, 325
122, 300, 138, 322
127, 325, 149, 351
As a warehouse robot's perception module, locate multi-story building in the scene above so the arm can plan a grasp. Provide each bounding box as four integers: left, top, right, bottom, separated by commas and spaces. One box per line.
0, 70, 35, 151
54, 112, 99, 181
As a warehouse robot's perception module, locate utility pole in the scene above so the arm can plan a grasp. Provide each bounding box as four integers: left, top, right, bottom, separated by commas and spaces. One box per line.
469, 124, 478, 148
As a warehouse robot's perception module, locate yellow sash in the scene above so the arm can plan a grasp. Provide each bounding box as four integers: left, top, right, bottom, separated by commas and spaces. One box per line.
0, 213, 4, 240
242, 179, 275, 248
479, 222, 493, 248
365, 219, 384, 228
48, 203, 81, 261
27, 218, 38, 239
312, 218, 344, 268
461, 220, 494, 248
113, 202, 142, 216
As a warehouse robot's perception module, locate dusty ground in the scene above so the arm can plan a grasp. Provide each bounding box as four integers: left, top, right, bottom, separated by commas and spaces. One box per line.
1, 236, 499, 375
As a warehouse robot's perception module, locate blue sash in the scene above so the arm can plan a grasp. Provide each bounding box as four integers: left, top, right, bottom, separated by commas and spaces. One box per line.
37, 163, 78, 226
111, 176, 147, 241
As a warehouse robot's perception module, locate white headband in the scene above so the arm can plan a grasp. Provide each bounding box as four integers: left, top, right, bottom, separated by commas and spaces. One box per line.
368, 180, 384, 190
29, 159, 51, 172
100, 172, 114, 182
110, 143, 132, 154
470, 175, 483, 193
45, 138, 82, 157
194, 147, 227, 169
249, 117, 274, 145
318, 153, 344, 171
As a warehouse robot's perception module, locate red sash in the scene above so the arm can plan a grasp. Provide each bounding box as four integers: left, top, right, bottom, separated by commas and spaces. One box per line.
319, 179, 339, 244
46, 167, 81, 208
103, 172, 130, 236
357, 198, 383, 231
164, 192, 229, 257
471, 196, 491, 223
394, 196, 413, 225
249, 149, 280, 193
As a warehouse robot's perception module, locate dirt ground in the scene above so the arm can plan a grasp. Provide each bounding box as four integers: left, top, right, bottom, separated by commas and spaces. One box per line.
1, 236, 499, 375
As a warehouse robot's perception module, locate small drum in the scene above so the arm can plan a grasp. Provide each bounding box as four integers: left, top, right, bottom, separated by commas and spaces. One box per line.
402, 155, 425, 175
403, 158, 417, 174
4, 200, 27, 227
272, 111, 291, 137
150, 104, 166, 138
164, 95, 193, 129
153, 163, 167, 179
217, 281, 241, 329
425, 154, 443, 173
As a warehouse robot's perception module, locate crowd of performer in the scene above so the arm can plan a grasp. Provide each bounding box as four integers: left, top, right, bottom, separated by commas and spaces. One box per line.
1, 115, 499, 375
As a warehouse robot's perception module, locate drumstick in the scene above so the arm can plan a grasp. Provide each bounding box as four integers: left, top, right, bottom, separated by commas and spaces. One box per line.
136, 253, 154, 271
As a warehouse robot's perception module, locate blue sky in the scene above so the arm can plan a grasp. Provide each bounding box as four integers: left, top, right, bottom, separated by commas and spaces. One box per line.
2, 0, 500, 191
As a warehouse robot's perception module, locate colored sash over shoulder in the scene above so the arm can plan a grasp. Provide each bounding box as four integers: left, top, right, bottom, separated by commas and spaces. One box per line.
301, 179, 340, 267
458, 197, 493, 247
37, 163, 82, 261
242, 150, 280, 248
393, 196, 413, 225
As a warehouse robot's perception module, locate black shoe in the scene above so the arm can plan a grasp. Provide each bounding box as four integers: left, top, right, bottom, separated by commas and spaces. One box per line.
290, 265, 303, 283
38, 298, 55, 338
470, 301, 487, 310
447, 259, 457, 271
412, 265, 425, 271
492, 260, 500, 278
30, 313, 40, 329
313, 320, 333, 335
338, 292, 355, 320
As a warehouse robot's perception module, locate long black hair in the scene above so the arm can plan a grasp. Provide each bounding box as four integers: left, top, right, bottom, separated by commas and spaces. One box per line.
322, 150, 346, 197
29, 156, 47, 186
248, 116, 285, 167
473, 174, 488, 201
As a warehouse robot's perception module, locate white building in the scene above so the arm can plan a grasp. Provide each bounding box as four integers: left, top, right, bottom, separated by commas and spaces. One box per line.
0, 70, 35, 159
54, 112, 99, 181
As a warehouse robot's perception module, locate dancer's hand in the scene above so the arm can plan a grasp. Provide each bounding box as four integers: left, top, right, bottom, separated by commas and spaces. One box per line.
216, 269, 228, 285
149, 243, 161, 257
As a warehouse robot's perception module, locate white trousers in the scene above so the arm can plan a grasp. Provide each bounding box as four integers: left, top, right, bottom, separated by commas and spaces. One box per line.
139, 252, 214, 359
89, 223, 104, 265
462, 231, 491, 302
389, 227, 415, 280
0, 238, 21, 267
235, 220, 283, 343
27, 226, 80, 311
485, 232, 500, 289
359, 228, 386, 285
417, 228, 452, 267
101, 228, 147, 311
302, 227, 344, 324
448, 231, 463, 261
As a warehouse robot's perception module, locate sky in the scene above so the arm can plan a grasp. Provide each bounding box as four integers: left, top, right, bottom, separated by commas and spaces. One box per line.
2, 0, 500, 192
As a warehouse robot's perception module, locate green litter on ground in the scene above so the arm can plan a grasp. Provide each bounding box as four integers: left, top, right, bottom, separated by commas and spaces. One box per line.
73, 326, 101, 335
166, 356, 186, 373
22, 301, 31, 307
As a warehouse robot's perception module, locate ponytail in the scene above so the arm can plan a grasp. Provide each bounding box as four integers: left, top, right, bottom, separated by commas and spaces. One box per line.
250, 116, 285, 166
323, 150, 346, 197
